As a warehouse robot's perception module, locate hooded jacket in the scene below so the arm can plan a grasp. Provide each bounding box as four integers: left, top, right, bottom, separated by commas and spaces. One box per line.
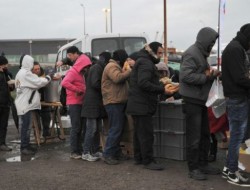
222, 25, 250, 98
15, 55, 51, 115
179, 27, 218, 105
61, 54, 91, 105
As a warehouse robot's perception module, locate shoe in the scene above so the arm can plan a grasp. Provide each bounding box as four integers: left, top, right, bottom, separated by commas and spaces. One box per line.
28, 146, 37, 152
144, 160, 164, 170
199, 164, 220, 175
82, 153, 99, 162
134, 160, 142, 165
103, 157, 119, 165
208, 154, 216, 162
0, 144, 12, 151
227, 171, 250, 187
92, 151, 103, 158
21, 148, 35, 155
189, 169, 207, 180
70, 153, 82, 160
222, 166, 229, 179
115, 153, 130, 161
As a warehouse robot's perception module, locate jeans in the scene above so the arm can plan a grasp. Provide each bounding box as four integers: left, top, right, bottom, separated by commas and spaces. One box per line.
183, 102, 210, 171
0, 107, 10, 145
20, 111, 33, 150
132, 115, 154, 165
103, 104, 126, 158
69, 105, 84, 154
83, 118, 102, 154
226, 97, 248, 173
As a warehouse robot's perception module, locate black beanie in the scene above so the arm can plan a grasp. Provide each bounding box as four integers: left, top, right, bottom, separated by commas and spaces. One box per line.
99, 51, 111, 64
67, 46, 80, 54
112, 49, 128, 66
149, 42, 163, 54
128, 52, 139, 61
0, 56, 8, 65
240, 23, 250, 42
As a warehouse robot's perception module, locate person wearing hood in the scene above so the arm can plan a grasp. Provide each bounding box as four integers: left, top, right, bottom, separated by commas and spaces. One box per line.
179, 27, 220, 180
61, 46, 92, 160
81, 51, 111, 161
221, 24, 250, 187
101, 49, 131, 165
0, 56, 14, 151
126, 42, 171, 170
15, 55, 52, 155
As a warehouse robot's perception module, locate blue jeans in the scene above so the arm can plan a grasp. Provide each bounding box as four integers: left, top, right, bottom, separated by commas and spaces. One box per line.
20, 111, 32, 150
103, 104, 126, 158
69, 105, 84, 154
83, 118, 102, 154
226, 97, 248, 172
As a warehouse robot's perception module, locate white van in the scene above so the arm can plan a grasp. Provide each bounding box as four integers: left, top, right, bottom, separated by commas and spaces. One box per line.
56, 33, 149, 62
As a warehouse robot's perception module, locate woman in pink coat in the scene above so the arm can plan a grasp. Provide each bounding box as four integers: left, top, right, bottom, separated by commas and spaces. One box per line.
61, 46, 91, 159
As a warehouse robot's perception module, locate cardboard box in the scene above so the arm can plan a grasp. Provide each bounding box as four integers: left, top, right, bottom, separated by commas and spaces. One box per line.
239, 153, 250, 173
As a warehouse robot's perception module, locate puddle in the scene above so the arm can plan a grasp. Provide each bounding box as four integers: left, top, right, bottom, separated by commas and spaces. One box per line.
6, 155, 35, 162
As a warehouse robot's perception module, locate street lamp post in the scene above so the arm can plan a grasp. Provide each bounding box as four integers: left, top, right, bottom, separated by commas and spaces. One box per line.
110, 0, 113, 33
29, 40, 32, 56
80, 4, 86, 35
103, 8, 110, 33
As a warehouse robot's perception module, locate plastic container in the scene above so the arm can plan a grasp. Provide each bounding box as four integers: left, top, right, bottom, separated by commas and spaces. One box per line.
160, 130, 186, 148
44, 80, 61, 102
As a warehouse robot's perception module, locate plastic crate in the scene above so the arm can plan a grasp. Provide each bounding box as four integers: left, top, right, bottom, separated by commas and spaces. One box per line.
160, 146, 186, 161
160, 131, 186, 148
159, 102, 185, 119
160, 117, 186, 132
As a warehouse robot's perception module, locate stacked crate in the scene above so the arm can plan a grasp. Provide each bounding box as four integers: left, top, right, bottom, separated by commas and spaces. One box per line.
153, 101, 187, 161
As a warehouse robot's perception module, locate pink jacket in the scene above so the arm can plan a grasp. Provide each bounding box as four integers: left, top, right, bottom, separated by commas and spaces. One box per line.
61, 54, 91, 105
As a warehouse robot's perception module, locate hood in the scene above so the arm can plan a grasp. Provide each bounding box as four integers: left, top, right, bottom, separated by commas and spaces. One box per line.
234, 23, 250, 51
21, 55, 34, 70
195, 27, 219, 57
73, 54, 92, 73
138, 46, 161, 64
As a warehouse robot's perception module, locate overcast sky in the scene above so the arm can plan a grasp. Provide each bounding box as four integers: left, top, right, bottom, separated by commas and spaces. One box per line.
0, 0, 249, 50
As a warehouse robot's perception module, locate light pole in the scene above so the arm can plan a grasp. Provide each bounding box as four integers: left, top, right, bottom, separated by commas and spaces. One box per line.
80, 4, 86, 35
163, 0, 168, 63
103, 8, 110, 33
110, 0, 113, 33
29, 40, 32, 56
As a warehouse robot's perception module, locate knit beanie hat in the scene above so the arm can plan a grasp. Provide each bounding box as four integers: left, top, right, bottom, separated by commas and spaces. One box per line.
99, 51, 111, 64
149, 42, 163, 54
67, 46, 80, 54
112, 49, 128, 66
128, 52, 139, 61
240, 23, 250, 42
0, 56, 8, 65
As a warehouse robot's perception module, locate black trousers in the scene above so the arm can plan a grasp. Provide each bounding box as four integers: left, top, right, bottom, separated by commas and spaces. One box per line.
0, 107, 10, 145
132, 115, 154, 165
183, 102, 210, 171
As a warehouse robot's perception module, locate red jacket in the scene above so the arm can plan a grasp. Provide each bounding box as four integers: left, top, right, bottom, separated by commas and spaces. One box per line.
61, 54, 91, 105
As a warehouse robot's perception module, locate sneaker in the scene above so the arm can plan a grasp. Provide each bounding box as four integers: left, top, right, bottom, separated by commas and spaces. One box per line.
0, 144, 12, 151
115, 153, 130, 161
189, 169, 207, 180
134, 160, 142, 165
70, 153, 82, 160
82, 153, 99, 162
227, 171, 250, 187
144, 160, 164, 170
92, 151, 103, 158
103, 157, 119, 165
21, 148, 35, 155
222, 166, 229, 179
199, 164, 220, 175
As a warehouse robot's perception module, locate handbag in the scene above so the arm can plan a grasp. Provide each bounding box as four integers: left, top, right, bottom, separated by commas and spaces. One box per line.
206, 78, 225, 107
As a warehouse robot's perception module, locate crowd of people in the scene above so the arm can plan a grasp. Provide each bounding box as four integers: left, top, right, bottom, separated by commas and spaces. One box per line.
1, 23, 250, 187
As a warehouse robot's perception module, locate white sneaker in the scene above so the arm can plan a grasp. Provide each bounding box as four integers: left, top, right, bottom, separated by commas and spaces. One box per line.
92, 151, 103, 158
82, 153, 99, 162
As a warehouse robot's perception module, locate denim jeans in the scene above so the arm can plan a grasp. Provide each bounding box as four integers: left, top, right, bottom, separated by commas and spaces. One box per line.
226, 97, 248, 172
83, 118, 102, 154
69, 105, 84, 154
0, 107, 10, 145
20, 111, 32, 150
103, 104, 126, 158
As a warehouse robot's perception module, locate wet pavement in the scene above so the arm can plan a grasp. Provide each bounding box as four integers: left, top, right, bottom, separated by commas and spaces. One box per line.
0, 118, 248, 190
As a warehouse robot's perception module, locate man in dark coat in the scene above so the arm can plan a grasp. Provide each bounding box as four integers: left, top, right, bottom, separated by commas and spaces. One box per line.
179, 27, 220, 180
81, 52, 111, 160
126, 42, 170, 170
0, 56, 13, 151
221, 24, 250, 187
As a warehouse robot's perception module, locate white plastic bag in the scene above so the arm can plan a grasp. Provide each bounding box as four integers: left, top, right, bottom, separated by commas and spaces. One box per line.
206, 79, 225, 107
212, 100, 226, 118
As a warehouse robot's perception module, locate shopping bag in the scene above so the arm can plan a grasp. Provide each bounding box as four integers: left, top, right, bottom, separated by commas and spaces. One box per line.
206, 79, 225, 107
212, 100, 226, 118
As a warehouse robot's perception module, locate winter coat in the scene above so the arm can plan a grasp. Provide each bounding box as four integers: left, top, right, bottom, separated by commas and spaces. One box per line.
222, 32, 250, 98
179, 27, 218, 105
81, 60, 106, 118
15, 55, 51, 115
61, 54, 91, 105
126, 50, 165, 116
0, 71, 11, 107
101, 59, 131, 105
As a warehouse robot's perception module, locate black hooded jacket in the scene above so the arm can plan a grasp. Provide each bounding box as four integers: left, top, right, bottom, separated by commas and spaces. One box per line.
179, 27, 218, 105
222, 29, 250, 98
126, 49, 165, 116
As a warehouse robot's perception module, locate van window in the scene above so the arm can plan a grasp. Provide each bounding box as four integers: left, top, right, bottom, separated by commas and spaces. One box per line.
123, 37, 146, 55
92, 39, 118, 57
62, 49, 67, 59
